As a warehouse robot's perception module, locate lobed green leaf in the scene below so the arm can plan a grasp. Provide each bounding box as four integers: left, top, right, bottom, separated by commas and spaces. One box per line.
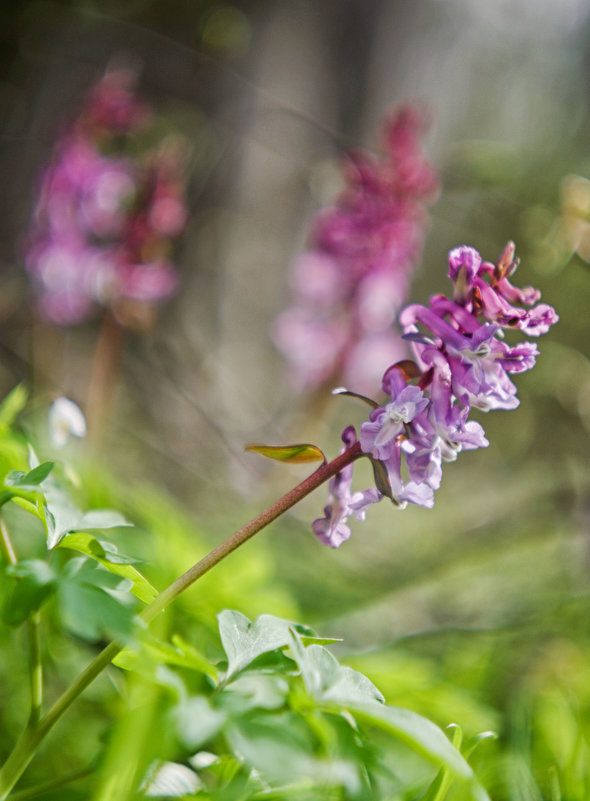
218, 610, 315, 681
58, 532, 157, 604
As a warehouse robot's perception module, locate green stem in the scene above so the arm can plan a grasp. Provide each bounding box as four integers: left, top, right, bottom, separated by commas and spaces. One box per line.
0, 519, 43, 728
26, 614, 42, 729
0, 442, 363, 799
0, 516, 17, 567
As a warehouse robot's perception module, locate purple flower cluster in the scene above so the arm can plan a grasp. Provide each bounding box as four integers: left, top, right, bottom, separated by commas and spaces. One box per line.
25, 68, 188, 328
274, 105, 440, 393
313, 242, 558, 547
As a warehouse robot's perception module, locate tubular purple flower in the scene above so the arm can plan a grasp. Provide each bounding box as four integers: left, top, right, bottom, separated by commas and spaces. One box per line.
312, 427, 381, 547
314, 241, 557, 546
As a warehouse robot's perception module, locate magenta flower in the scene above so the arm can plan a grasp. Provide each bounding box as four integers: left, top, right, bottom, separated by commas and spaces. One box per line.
274, 104, 440, 393
314, 242, 558, 546
24, 68, 188, 329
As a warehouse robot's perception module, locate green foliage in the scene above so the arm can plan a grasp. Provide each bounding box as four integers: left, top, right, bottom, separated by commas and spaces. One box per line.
0, 387, 489, 801
110, 611, 489, 801
3, 559, 57, 626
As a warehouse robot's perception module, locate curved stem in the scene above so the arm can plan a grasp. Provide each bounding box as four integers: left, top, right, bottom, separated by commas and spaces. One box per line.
0, 442, 363, 799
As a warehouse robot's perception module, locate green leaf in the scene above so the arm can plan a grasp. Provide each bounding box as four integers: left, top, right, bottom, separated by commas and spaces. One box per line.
58, 532, 157, 603
462, 730, 498, 760
113, 634, 218, 683
174, 696, 227, 749
3, 559, 57, 626
218, 611, 315, 681
344, 703, 490, 801
76, 509, 131, 530
227, 717, 361, 792
43, 481, 87, 549
43, 473, 132, 549
5, 461, 54, 490
245, 443, 326, 464
289, 631, 384, 705
223, 674, 289, 710
171, 634, 219, 680
56, 558, 137, 642
0, 384, 28, 429
420, 724, 463, 801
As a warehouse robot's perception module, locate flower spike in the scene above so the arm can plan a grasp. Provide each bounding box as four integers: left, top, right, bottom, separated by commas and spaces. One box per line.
313, 242, 558, 546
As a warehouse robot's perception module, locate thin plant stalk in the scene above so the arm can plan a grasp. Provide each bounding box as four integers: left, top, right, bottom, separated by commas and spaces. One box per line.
85, 310, 125, 449
0, 441, 363, 799
0, 518, 43, 729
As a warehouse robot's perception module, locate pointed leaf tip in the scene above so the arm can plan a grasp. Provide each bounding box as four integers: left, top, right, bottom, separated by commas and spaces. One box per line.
245, 443, 326, 464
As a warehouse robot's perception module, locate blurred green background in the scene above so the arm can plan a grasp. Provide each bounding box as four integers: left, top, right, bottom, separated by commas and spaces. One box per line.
1, 1, 590, 798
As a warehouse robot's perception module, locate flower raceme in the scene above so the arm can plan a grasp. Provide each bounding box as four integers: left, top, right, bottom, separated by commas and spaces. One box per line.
274, 104, 440, 393
25, 68, 188, 328
313, 242, 558, 547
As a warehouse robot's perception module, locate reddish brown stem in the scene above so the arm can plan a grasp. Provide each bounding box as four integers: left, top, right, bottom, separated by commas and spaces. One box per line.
86, 311, 125, 448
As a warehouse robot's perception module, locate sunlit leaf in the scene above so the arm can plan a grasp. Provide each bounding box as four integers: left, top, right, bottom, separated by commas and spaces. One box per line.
462, 730, 498, 760
420, 724, 463, 801
43, 475, 132, 549
218, 610, 315, 681
5, 461, 54, 490
289, 630, 384, 705
58, 532, 157, 603
76, 509, 131, 530
344, 702, 490, 801
245, 443, 325, 464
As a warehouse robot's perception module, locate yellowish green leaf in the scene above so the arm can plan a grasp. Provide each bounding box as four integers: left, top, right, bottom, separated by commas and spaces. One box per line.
245, 443, 325, 464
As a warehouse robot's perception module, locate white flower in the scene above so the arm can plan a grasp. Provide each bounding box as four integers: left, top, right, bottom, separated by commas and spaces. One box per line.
48, 397, 87, 447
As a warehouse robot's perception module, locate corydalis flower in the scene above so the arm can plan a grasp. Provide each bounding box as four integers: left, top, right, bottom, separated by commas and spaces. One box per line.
312, 427, 381, 548
274, 104, 440, 393
313, 242, 558, 546
25, 68, 188, 329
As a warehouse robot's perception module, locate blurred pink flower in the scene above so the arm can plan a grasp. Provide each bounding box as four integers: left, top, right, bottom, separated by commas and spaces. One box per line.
25, 68, 188, 329
274, 104, 440, 393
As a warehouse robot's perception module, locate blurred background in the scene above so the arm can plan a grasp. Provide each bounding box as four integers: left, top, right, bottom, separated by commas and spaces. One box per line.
1, 0, 590, 798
